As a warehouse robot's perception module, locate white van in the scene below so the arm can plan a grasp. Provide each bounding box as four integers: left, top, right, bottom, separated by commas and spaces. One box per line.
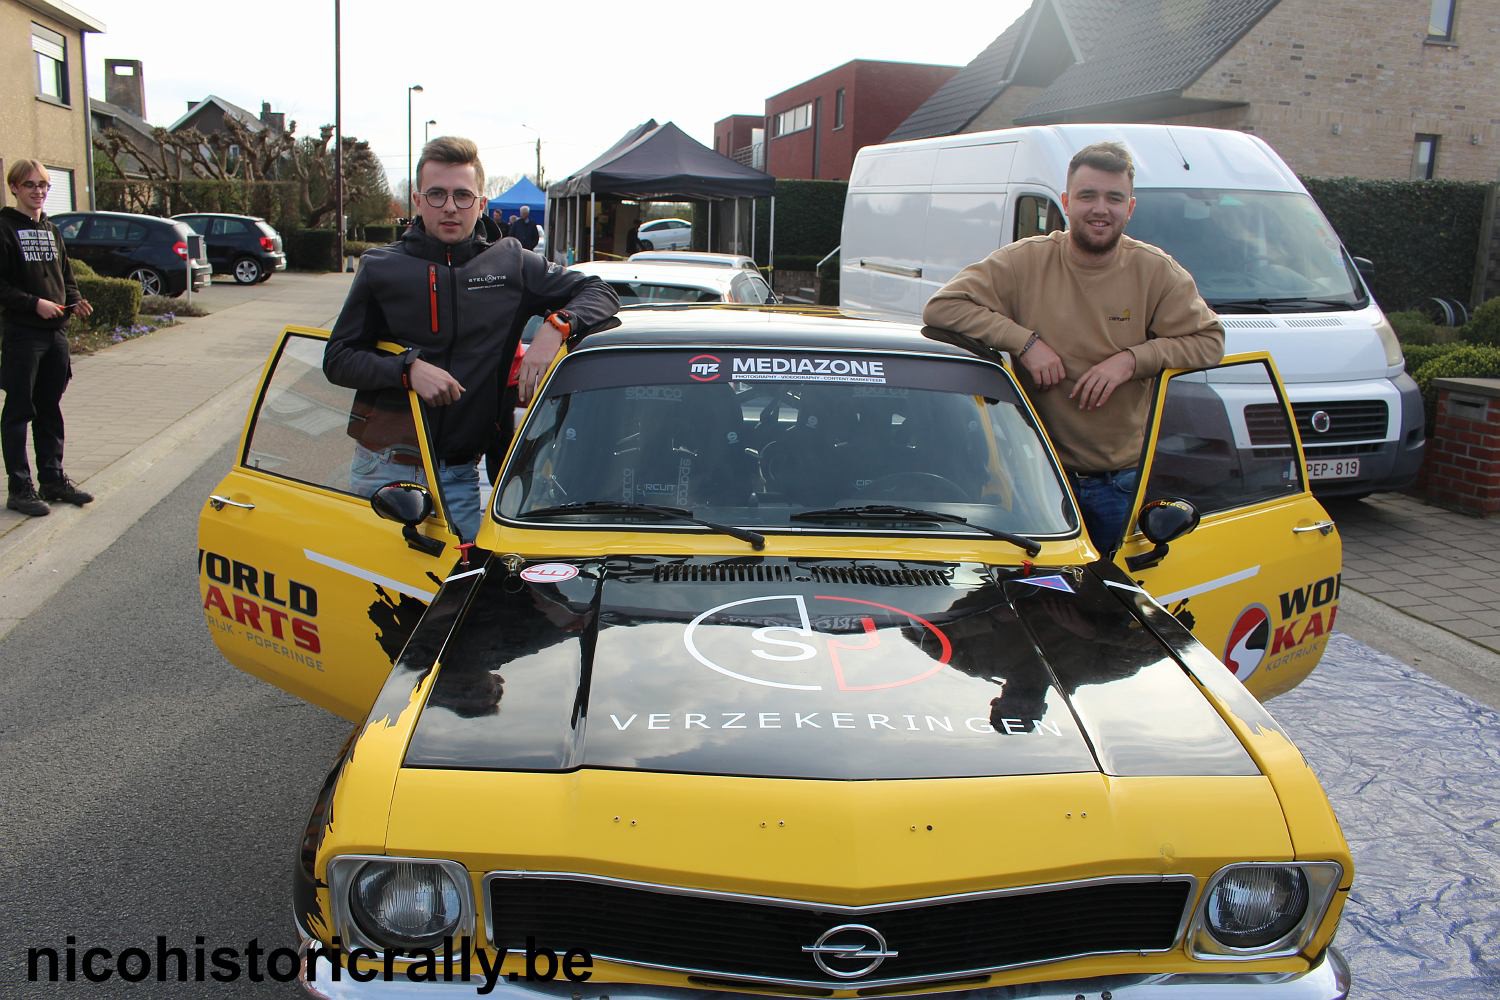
840, 123, 1424, 498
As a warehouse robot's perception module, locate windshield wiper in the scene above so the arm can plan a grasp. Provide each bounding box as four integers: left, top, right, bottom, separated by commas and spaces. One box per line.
791, 505, 1042, 557
518, 501, 765, 550
1210, 296, 1358, 313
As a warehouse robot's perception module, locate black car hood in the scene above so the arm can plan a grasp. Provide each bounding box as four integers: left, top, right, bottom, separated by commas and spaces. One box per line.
404, 556, 1257, 779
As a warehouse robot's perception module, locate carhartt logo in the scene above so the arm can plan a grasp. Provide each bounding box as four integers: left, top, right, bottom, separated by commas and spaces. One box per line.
1108, 308, 1131, 322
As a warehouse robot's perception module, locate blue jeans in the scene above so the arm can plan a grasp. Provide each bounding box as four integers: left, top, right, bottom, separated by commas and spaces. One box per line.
1069, 468, 1139, 554
350, 444, 483, 542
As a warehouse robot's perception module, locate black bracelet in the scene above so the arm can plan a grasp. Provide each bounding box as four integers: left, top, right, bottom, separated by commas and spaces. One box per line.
1018, 332, 1040, 357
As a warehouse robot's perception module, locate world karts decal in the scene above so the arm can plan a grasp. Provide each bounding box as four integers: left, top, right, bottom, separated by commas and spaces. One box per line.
200, 548, 322, 666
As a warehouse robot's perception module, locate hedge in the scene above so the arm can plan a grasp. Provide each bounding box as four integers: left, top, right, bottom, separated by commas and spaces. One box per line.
752, 180, 847, 271
362, 224, 399, 243
70, 260, 140, 329
97, 178, 301, 233
1301, 176, 1488, 313
283, 229, 339, 271
1461, 296, 1500, 346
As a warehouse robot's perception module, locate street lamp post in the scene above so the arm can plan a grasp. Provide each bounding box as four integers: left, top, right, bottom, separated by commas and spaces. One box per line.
425, 119, 437, 143
406, 83, 423, 218
520, 122, 543, 186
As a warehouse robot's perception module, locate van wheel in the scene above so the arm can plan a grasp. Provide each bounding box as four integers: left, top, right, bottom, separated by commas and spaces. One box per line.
233, 257, 263, 284
128, 268, 164, 297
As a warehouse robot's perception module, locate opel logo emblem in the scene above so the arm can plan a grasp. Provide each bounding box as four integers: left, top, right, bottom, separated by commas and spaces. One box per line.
801, 923, 898, 979
1310, 410, 1331, 434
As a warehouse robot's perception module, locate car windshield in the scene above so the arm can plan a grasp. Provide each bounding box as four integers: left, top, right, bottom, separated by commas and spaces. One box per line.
606, 282, 723, 306
496, 348, 1076, 538
1125, 189, 1367, 311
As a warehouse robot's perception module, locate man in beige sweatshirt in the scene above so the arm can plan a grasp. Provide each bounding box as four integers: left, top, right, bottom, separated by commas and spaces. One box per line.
923, 140, 1223, 552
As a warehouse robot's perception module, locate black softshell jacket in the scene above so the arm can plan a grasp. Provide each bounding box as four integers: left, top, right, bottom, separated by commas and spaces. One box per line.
324, 221, 618, 461
0, 207, 81, 332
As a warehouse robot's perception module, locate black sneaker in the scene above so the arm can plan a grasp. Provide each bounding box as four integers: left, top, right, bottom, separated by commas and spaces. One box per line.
39, 475, 93, 506
7, 479, 50, 517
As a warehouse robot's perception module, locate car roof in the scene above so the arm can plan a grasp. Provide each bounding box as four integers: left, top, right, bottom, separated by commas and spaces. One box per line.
628, 251, 757, 268
52, 210, 176, 224
570, 260, 740, 291
640, 217, 691, 226
573, 305, 999, 361
171, 212, 262, 221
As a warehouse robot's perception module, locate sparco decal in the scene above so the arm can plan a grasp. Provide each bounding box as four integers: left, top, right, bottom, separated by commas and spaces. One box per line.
199, 549, 322, 665
683, 594, 950, 691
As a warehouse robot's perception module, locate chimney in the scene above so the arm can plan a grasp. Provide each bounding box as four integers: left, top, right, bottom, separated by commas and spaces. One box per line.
104, 59, 145, 118
259, 101, 286, 132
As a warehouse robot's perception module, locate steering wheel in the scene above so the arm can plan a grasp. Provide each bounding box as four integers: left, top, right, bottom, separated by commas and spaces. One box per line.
860, 472, 969, 502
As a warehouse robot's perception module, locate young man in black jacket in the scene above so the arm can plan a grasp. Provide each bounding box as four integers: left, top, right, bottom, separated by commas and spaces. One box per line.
324, 136, 618, 541
0, 159, 94, 517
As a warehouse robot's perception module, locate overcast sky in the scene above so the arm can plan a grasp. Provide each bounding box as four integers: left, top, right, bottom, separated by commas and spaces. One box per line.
79, 0, 1030, 192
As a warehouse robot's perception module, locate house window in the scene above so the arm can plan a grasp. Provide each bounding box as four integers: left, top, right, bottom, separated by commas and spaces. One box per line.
774, 103, 813, 137
834, 89, 845, 130
32, 24, 69, 104
1427, 0, 1456, 40
1412, 134, 1439, 179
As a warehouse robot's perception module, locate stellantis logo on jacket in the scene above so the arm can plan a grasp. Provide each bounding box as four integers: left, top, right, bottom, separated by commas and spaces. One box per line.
466, 273, 507, 290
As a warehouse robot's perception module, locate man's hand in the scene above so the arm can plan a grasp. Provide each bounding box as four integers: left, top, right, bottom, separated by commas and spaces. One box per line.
518, 325, 564, 404
1070, 350, 1136, 410
409, 358, 464, 406
72, 298, 93, 319
1019, 338, 1066, 389
34, 298, 65, 320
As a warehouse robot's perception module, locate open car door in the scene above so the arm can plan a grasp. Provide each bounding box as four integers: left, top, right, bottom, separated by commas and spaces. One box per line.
197, 327, 460, 721
1114, 353, 1341, 701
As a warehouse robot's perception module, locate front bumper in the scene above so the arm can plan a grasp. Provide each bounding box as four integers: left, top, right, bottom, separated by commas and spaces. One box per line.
300, 943, 1349, 999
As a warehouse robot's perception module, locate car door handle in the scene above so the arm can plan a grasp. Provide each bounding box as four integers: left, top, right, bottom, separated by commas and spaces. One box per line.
1292, 520, 1336, 536
208, 495, 255, 511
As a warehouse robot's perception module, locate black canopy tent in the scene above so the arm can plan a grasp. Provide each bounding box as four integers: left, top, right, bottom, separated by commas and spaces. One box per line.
546, 120, 776, 264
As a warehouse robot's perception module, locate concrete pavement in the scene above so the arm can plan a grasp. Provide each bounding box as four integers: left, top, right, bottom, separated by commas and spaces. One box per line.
0, 271, 353, 639
0, 281, 1496, 708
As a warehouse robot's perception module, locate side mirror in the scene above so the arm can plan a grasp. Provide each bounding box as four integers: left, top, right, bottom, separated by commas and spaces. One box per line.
370, 482, 445, 557
1125, 498, 1199, 572
1352, 256, 1374, 279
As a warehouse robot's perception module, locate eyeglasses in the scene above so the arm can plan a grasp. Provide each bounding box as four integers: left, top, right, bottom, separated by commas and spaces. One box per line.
419, 188, 478, 209
19, 181, 51, 192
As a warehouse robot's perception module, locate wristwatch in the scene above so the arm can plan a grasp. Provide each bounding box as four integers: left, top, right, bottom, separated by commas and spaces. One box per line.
399, 349, 420, 389
545, 310, 574, 336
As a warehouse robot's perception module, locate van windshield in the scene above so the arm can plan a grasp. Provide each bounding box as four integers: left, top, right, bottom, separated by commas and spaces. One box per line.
1125, 189, 1367, 312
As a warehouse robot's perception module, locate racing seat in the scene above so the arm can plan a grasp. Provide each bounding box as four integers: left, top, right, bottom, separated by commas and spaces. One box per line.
763, 386, 858, 505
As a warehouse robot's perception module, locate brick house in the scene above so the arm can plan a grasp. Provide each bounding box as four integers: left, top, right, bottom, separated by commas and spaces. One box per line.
0, 0, 105, 213
762, 60, 960, 180
888, 0, 1498, 183
714, 115, 764, 169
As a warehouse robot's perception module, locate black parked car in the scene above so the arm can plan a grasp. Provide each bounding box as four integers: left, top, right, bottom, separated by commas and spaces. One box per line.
172, 212, 287, 284
51, 211, 210, 297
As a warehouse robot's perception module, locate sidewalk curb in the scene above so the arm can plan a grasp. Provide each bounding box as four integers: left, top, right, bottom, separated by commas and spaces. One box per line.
1334, 587, 1500, 710
0, 369, 255, 643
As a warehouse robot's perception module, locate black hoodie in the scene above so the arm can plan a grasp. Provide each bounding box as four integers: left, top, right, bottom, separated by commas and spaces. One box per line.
0, 207, 81, 332
324, 219, 618, 462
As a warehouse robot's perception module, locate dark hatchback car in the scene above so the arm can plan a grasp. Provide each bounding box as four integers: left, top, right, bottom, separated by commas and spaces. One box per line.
51, 211, 210, 297
173, 213, 287, 284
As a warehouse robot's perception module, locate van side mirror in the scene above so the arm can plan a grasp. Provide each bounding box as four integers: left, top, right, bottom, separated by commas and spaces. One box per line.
1352, 256, 1373, 278
370, 482, 445, 556
1124, 498, 1200, 572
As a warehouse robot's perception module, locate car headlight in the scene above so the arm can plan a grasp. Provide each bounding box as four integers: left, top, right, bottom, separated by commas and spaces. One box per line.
1206, 866, 1307, 946
1192, 862, 1343, 959
329, 856, 474, 954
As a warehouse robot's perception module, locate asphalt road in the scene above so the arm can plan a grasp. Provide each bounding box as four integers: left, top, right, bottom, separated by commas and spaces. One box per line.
1, 441, 1495, 997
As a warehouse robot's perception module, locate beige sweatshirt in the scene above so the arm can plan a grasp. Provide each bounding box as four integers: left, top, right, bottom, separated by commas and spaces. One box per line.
923, 230, 1224, 472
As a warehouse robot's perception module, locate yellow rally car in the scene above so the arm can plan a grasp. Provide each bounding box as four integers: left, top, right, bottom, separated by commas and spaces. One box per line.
199, 308, 1351, 998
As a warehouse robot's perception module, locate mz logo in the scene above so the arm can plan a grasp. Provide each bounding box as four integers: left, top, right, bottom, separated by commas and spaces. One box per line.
688, 354, 722, 381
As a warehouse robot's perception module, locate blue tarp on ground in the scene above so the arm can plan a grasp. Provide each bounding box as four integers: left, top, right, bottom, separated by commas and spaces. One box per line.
487, 177, 546, 226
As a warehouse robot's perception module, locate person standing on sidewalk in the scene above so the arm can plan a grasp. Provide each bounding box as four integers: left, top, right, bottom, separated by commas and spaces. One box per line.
509, 205, 540, 251
923, 140, 1222, 552
0, 159, 94, 517
325, 136, 617, 542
